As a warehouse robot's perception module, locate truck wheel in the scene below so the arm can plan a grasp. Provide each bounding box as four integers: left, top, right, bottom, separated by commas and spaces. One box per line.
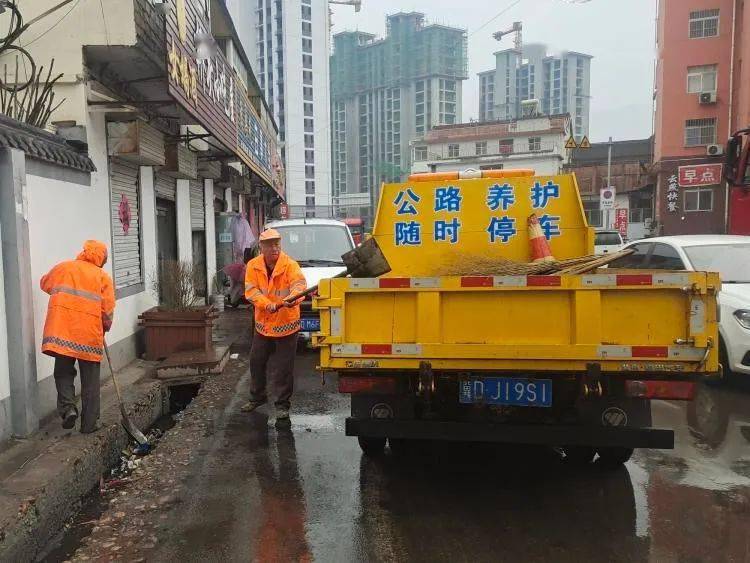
358, 437, 386, 456
707, 339, 731, 387
597, 447, 634, 467
564, 446, 596, 465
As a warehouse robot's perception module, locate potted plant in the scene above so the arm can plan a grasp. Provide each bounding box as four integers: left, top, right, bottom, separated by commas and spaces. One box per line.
140, 260, 217, 361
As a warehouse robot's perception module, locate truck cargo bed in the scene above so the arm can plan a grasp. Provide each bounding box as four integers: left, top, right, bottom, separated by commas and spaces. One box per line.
315, 270, 720, 374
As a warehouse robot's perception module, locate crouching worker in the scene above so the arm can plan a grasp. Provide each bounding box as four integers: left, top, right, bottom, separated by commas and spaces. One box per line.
241, 229, 306, 427
40, 240, 115, 433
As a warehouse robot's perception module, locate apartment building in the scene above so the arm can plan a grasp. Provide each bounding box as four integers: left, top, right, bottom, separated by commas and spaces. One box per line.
478, 43, 592, 138
330, 12, 468, 226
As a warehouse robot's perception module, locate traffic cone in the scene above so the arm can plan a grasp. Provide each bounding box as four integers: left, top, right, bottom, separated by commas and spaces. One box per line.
527, 213, 555, 263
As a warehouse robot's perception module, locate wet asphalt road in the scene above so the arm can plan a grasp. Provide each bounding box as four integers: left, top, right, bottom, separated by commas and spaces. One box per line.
143, 347, 750, 562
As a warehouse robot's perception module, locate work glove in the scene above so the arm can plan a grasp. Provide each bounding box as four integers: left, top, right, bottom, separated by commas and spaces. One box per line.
266, 303, 279, 313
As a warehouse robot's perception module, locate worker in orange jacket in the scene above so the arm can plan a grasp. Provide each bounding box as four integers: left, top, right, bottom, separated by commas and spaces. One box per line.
40, 240, 115, 433
241, 228, 306, 427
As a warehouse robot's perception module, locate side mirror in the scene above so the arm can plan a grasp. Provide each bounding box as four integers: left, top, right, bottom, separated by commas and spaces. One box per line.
726, 129, 750, 187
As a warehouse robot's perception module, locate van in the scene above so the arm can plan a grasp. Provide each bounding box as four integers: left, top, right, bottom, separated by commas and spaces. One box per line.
594, 230, 624, 255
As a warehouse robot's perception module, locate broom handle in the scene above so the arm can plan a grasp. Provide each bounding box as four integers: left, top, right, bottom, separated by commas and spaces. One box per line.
283, 270, 349, 304
104, 342, 124, 405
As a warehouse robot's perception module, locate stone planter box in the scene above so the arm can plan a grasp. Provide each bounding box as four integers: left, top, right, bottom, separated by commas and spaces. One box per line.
139, 305, 216, 361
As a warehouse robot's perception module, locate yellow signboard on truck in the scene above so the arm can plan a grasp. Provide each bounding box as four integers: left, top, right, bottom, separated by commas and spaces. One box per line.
373, 171, 594, 276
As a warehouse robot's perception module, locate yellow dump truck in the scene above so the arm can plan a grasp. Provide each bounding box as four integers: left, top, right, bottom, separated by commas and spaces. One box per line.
314, 170, 720, 465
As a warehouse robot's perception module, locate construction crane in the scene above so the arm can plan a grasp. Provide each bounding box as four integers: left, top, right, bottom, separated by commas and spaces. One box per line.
492, 21, 522, 51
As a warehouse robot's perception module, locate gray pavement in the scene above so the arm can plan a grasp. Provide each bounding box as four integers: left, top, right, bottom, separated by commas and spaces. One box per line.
48, 327, 750, 562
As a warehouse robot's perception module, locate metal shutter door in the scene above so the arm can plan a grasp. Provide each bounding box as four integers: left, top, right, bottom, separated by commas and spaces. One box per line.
154, 173, 176, 201
190, 179, 205, 230
109, 159, 142, 289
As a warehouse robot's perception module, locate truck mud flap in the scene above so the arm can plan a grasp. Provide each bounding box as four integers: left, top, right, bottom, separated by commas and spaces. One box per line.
345, 418, 674, 449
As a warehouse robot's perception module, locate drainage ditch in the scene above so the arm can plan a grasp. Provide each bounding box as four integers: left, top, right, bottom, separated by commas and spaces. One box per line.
37, 382, 202, 563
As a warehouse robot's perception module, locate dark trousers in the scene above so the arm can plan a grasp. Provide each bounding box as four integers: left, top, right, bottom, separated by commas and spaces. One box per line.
53, 355, 101, 432
249, 331, 298, 409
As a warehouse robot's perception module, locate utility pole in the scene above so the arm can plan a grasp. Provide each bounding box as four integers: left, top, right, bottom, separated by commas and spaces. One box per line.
606, 136, 613, 229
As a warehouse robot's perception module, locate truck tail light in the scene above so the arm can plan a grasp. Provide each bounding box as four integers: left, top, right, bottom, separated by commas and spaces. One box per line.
625, 380, 695, 400
338, 376, 398, 394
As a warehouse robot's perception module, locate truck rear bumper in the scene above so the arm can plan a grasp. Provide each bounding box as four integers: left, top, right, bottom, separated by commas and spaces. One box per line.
345, 418, 674, 449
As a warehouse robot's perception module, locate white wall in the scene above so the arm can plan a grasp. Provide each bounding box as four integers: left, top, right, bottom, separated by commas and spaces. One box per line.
1, 1, 137, 126
140, 167, 159, 302
176, 179, 193, 263
204, 179, 217, 293
0, 226, 9, 403
417, 156, 562, 176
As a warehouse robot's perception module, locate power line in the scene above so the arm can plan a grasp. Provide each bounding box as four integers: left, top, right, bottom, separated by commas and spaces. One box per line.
468, 0, 524, 37
99, 0, 110, 46
20, 0, 80, 49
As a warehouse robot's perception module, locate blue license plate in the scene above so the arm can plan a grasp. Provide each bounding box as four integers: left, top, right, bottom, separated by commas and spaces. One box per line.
459, 378, 552, 407
300, 318, 320, 332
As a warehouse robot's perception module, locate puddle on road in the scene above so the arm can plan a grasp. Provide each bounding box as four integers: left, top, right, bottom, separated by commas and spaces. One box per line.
287, 414, 338, 432
37, 382, 202, 562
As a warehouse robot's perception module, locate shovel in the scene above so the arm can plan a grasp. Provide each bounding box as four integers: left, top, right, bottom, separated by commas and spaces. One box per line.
104, 342, 150, 449
283, 236, 392, 303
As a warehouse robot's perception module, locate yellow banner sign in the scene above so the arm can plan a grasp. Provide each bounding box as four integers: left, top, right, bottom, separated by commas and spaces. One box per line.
373, 174, 594, 277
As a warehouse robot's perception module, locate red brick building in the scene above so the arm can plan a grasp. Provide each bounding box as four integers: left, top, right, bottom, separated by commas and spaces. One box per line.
654, 0, 750, 235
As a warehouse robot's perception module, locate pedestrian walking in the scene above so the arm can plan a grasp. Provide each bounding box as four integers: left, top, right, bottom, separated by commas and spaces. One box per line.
241, 228, 306, 427
40, 240, 115, 433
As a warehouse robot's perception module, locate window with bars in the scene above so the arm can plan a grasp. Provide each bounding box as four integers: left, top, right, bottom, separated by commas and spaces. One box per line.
689, 9, 719, 38
414, 146, 427, 161
687, 64, 717, 93
684, 188, 714, 211
448, 144, 459, 158
684, 118, 717, 146
528, 137, 542, 152
475, 142, 487, 155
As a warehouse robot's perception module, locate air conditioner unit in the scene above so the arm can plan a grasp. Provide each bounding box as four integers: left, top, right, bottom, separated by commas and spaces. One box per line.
699, 92, 717, 104
707, 144, 724, 156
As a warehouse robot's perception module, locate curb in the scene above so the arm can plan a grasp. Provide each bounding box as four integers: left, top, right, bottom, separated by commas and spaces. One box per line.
0, 381, 164, 561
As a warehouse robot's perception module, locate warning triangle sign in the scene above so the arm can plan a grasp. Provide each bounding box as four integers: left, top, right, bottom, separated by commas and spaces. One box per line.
564, 135, 577, 149
579, 135, 592, 149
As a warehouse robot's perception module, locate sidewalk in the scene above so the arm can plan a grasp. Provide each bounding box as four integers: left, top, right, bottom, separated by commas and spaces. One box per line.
0, 308, 249, 561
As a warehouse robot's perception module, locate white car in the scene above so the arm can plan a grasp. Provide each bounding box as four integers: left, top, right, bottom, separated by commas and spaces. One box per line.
594, 230, 624, 255
265, 218, 355, 340
610, 235, 750, 378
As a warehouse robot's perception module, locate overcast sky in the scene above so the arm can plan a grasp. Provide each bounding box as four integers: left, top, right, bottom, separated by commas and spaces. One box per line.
330, 0, 657, 143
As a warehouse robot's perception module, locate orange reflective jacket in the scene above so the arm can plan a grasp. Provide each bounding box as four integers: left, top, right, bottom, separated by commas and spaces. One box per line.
40, 240, 116, 362
245, 252, 306, 337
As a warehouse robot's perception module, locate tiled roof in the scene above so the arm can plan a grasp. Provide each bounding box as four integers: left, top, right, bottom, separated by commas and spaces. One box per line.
0, 114, 96, 172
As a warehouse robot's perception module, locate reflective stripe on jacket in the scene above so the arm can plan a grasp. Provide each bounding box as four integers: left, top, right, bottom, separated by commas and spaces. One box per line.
40, 241, 115, 362
245, 252, 306, 338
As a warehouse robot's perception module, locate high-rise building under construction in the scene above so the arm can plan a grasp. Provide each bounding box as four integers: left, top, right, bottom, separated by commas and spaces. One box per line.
330, 12, 468, 225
